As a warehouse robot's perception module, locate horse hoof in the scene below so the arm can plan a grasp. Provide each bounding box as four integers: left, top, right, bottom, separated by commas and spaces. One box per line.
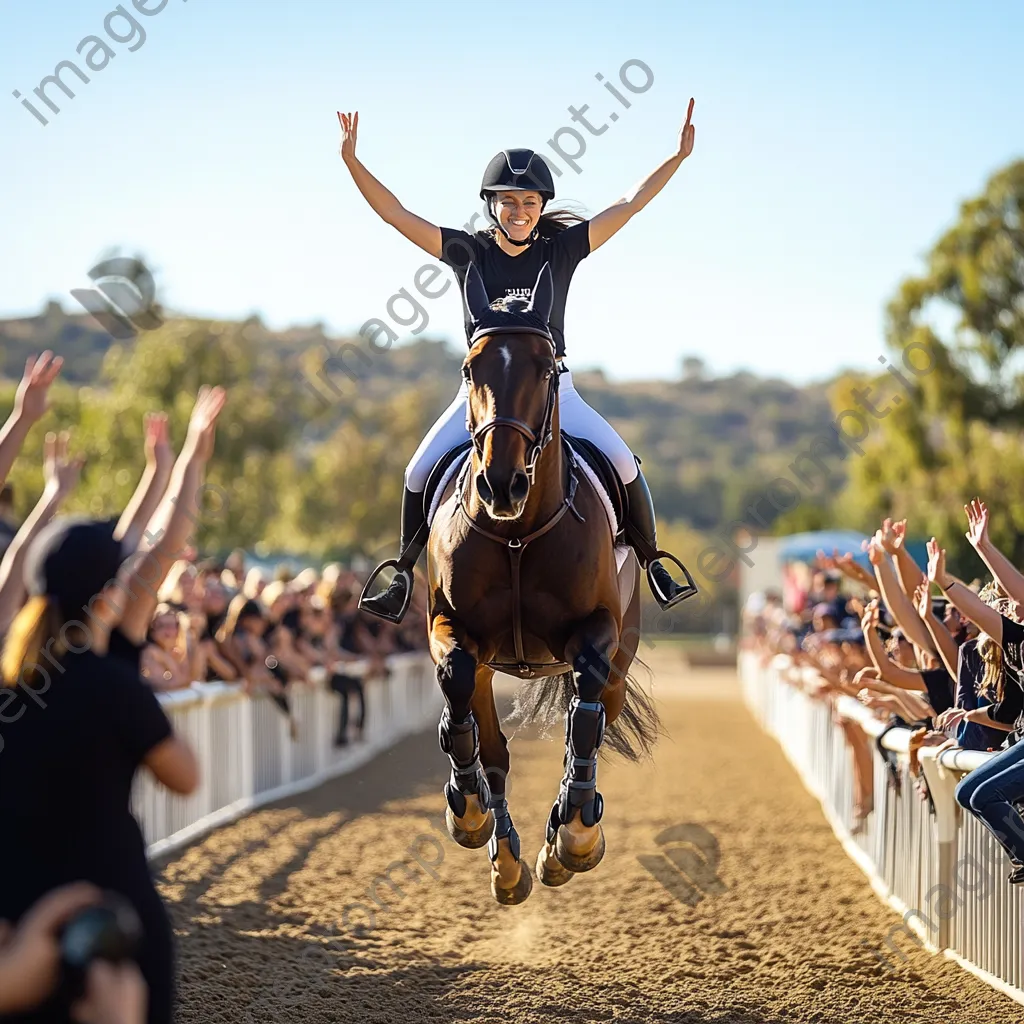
445, 803, 494, 850
536, 842, 573, 887
555, 823, 606, 873
491, 858, 533, 905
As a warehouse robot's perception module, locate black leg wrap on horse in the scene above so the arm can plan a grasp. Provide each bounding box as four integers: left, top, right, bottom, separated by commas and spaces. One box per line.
438, 705, 491, 817
487, 795, 521, 864
547, 696, 606, 840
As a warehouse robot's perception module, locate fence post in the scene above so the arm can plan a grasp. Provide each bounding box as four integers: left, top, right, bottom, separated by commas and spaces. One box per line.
919, 750, 959, 952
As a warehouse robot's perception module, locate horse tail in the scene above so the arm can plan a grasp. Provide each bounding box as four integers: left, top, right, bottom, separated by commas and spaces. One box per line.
509, 655, 661, 763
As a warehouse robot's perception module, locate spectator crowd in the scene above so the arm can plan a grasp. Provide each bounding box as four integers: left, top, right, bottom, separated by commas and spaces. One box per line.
744, 504, 1024, 892
0, 353, 427, 1023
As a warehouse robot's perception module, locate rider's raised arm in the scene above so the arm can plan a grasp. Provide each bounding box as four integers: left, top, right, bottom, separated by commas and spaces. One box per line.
338, 111, 442, 258
588, 99, 695, 253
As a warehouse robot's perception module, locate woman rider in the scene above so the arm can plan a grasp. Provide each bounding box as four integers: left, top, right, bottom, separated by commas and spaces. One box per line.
338, 102, 697, 622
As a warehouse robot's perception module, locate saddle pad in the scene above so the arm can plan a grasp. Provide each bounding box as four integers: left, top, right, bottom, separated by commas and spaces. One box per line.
573, 449, 620, 540
427, 450, 471, 528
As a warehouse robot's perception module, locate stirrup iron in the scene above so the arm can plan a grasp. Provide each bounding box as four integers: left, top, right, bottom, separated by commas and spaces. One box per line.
358, 560, 414, 624
648, 550, 699, 608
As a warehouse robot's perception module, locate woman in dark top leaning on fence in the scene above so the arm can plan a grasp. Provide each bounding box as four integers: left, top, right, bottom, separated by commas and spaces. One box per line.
927, 501, 1024, 883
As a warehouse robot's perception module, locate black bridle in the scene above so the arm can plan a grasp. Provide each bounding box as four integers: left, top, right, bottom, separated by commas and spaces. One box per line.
463, 327, 561, 485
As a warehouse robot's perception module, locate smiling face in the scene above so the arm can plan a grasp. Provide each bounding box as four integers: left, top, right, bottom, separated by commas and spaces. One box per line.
492, 189, 543, 242
151, 611, 179, 650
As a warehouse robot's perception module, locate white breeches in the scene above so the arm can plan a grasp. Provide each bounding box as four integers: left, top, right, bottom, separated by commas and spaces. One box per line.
404, 369, 639, 492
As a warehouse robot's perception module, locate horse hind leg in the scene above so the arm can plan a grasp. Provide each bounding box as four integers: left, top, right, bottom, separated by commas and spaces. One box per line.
545, 608, 619, 875
436, 644, 494, 850
472, 666, 533, 905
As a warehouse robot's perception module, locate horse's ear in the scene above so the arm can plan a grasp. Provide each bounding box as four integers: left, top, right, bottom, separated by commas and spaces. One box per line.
527, 262, 554, 324
463, 262, 490, 323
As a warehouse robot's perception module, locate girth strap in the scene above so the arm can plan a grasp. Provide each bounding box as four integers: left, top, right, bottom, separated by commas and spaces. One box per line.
456, 456, 582, 673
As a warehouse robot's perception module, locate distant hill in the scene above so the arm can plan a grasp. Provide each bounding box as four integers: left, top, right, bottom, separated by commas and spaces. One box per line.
0, 300, 842, 535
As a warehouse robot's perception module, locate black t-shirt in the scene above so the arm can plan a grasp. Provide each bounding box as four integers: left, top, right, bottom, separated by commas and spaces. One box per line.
920, 666, 955, 717
439, 222, 591, 358
0, 648, 174, 1022
337, 611, 360, 654
985, 616, 1024, 735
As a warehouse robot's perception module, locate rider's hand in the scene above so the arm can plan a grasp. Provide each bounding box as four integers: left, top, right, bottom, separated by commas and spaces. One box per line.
338, 111, 358, 164
677, 99, 695, 160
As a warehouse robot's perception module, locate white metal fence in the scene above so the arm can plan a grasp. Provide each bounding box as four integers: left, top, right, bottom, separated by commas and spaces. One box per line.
134, 652, 438, 859
740, 650, 1024, 1006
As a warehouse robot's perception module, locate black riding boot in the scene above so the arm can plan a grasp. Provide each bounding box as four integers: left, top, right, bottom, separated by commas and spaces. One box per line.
623, 468, 698, 611
358, 485, 428, 624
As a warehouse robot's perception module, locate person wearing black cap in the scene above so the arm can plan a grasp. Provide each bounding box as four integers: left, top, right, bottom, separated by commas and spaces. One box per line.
337, 103, 699, 621
0, 386, 225, 1023
0, 521, 199, 1024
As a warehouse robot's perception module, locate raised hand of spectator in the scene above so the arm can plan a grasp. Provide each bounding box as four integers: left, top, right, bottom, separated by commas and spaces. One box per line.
890, 518, 908, 551
860, 597, 880, 632
0, 351, 65, 491
72, 960, 147, 1024
0, 431, 85, 636
13, 351, 63, 425
926, 538, 951, 590
863, 535, 884, 567
964, 497, 990, 550
878, 518, 900, 555
914, 578, 930, 620
184, 386, 227, 463
815, 549, 838, 571
43, 431, 85, 501
143, 413, 172, 474
0, 883, 100, 1015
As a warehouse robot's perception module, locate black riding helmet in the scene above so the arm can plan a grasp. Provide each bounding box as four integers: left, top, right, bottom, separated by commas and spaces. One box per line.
480, 149, 556, 247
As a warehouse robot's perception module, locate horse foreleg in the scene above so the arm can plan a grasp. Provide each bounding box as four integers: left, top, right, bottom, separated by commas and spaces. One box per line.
545, 607, 619, 876
430, 616, 494, 850
472, 666, 532, 905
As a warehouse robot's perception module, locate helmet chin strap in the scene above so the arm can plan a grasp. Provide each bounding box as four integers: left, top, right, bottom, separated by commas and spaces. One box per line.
487, 196, 543, 247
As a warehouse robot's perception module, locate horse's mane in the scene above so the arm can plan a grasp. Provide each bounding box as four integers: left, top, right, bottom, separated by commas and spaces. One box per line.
468, 298, 552, 346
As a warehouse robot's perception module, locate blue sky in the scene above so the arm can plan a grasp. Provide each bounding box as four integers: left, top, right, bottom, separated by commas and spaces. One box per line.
1, 0, 1021, 385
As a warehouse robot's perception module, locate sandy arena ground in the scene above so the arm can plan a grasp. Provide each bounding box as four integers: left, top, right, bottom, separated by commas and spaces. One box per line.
158, 648, 1021, 1023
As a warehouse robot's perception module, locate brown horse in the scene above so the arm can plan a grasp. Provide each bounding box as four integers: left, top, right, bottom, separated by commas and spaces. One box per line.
426, 262, 660, 905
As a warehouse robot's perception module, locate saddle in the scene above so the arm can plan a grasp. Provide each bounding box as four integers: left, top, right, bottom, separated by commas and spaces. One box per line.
422, 439, 473, 523
422, 437, 639, 679
562, 433, 628, 540
422, 435, 628, 535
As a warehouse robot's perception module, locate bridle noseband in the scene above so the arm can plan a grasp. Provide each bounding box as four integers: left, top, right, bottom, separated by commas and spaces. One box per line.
463, 327, 560, 485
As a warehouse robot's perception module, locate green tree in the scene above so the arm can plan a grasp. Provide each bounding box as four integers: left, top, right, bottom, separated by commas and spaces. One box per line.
834, 160, 1024, 575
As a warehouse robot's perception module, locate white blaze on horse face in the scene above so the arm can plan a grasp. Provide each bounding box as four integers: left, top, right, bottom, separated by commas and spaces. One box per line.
499, 344, 512, 376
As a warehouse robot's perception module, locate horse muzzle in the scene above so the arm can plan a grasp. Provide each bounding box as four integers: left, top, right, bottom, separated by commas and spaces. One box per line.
476, 469, 530, 519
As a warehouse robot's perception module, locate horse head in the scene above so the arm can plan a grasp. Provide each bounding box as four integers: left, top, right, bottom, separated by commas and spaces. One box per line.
461, 261, 558, 520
